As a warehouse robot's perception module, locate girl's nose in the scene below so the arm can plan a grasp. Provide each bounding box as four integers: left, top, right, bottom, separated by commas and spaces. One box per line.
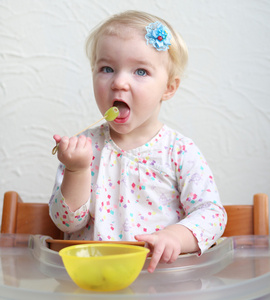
111, 72, 129, 91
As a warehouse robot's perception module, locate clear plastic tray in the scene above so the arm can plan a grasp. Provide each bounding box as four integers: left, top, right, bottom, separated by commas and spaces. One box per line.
0, 234, 270, 300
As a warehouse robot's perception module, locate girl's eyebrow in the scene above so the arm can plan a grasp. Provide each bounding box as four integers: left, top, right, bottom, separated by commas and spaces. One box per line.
96, 57, 112, 65
96, 57, 156, 70
135, 59, 156, 69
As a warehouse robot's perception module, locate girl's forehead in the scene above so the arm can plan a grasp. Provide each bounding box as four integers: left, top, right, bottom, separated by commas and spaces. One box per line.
95, 32, 169, 70
96, 29, 146, 53
101, 24, 144, 40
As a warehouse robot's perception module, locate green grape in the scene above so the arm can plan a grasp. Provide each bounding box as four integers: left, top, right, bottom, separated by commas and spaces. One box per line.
104, 107, 119, 121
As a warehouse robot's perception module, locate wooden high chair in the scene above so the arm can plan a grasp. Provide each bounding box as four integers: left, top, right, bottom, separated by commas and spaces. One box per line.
1, 191, 63, 239
1, 191, 269, 238
222, 193, 269, 236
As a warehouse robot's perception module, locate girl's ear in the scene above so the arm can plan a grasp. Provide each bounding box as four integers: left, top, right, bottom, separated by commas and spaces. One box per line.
162, 77, 180, 101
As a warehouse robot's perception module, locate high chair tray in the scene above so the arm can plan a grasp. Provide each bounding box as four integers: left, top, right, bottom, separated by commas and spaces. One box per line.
1, 234, 270, 300
45, 238, 145, 252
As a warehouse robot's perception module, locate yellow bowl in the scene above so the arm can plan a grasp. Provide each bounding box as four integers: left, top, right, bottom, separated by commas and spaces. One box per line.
59, 243, 149, 291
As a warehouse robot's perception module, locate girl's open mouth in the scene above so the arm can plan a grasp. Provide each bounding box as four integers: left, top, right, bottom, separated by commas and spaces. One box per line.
113, 100, 130, 123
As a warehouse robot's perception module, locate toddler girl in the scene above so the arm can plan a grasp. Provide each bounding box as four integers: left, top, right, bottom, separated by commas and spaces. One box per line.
49, 10, 227, 273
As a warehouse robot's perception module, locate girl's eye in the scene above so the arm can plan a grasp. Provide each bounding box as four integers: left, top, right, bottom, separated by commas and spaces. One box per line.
135, 69, 147, 76
101, 66, 114, 73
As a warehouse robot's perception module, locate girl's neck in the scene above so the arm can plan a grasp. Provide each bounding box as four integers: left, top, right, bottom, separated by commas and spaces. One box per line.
109, 121, 163, 151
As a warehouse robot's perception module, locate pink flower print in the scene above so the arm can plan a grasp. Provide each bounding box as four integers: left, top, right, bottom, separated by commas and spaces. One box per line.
177, 145, 186, 155
62, 221, 69, 227
131, 182, 136, 194
185, 206, 191, 214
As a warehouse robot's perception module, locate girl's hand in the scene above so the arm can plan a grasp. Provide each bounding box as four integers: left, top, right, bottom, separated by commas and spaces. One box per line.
53, 134, 93, 172
135, 225, 199, 273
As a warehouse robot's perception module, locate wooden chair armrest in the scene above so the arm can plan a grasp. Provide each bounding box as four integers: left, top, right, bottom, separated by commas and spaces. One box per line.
254, 193, 269, 235
1, 191, 23, 234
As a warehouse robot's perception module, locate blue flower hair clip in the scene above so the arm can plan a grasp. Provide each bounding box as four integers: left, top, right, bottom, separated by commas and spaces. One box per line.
145, 21, 172, 51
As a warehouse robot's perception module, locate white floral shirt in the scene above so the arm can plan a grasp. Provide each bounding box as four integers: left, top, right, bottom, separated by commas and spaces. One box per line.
49, 123, 227, 254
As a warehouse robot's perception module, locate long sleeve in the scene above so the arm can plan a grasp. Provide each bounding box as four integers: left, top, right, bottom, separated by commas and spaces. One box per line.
49, 163, 91, 234
173, 140, 227, 253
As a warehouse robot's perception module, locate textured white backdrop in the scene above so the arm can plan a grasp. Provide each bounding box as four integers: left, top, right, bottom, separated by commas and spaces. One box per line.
0, 0, 270, 228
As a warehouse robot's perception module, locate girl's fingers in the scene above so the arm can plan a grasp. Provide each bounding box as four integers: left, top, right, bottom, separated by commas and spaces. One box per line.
135, 234, 164, 273
68, 136, 78, 151
58, 136, 70, 152
135, 234, 156, 244
76, 135, 86, 149
170, 248, 180, 263
160, 247, 174, 263
86, 137, 92, 148
54, 135, 92, 153
148, 242, 165, 273
53, 134, 62, 144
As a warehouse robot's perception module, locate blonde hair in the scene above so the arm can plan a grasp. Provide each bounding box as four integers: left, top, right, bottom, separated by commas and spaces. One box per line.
85, 10, 188, 82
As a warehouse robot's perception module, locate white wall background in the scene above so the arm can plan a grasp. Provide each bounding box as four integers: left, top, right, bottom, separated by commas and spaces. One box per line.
1, 0, 270, 227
